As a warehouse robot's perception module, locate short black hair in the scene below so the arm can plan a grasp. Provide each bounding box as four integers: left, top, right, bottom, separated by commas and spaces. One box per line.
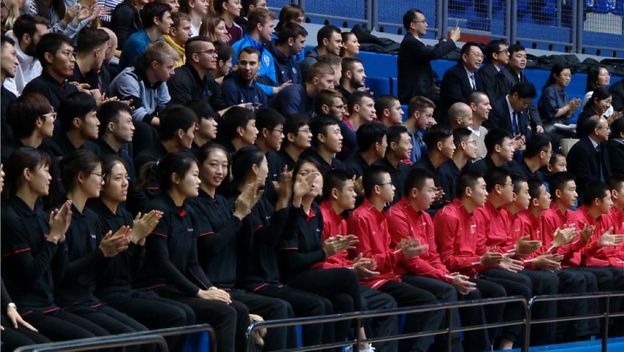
276, 22, 307, 45
512, 175, 527, 194
423, 126, 453, 150
387, 124, 409, 146
484, 128, 512, 155
484, 167, 510, 192
1, 33, 15, 47
140, 2, 171, 28
317, 24, 341, 47
76, 27, 109, 54
510, 81, 537, 99
582, 180, 608, 206
549, 171, 576, 193
159, 105, 198, 140
375, 95, 399, 117
608, 174, 624, 191
453, 127, 472, 148
524, 133, 551, 158
483, 39, 508, 62
7, 93, 52, 139
217, 106, 255, 143
188, 99, 217, 120
456, 171, 483, 199
185, 36, 213, 59
356, 122, 387, 151
461, 42, 482, 57
310, 115, 339, 144
256, 108, 285, 132
322, 169, 352, 200
13, 14, 49, 44
363, 166, 389, 197
347, 91, 374, 113
58, 92, 98, 131
508, 43, 526, 56
402, 8, 424, 30
214, 39, 234, 63
528, 179, 545, 201
36, 33, 72, 68
549, 150, 565, 166
97, 101, 132, 137
283, 114, 309, 140
404, 168, 434, 196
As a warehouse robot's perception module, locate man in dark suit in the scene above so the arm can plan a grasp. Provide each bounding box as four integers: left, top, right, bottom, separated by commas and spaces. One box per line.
476, 39, 512, 103
397, 8, 460, 105
503, 44, 543, 130
567, 116, 612, 203
485, 82, 542, 137
438, 42, 483, 125
610, 77, 624, 112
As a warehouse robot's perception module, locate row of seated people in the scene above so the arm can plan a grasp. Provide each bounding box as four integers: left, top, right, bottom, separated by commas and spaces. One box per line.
2, 92, 624, 352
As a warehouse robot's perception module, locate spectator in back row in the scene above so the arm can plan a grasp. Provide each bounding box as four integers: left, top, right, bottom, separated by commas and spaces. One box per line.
161, 12, 193, 68
398, 8, 459, 105
179, 0, 210, 36
168, 37, 227, 112
1, 34, 18, 143
272, 62, 335, 117
467, 91, 492, 159
439, 42, 483, 124
214, 0, 244, 44
300, 24, 342, 80
3, 14, 49, 96
231, 7, 274, 65
258, 22, 307, 90
222, 47, 268, 108
110, 0, 144, 50
336, 57, 366, 100
476, 39, 512, 103
486, 81, 539, 137
22, 32, 77, 110
119, 2, 173, 69
71, 27, 113, 94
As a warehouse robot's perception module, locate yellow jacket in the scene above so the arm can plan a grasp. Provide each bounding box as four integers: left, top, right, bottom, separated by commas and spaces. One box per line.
161, 35, 185, 68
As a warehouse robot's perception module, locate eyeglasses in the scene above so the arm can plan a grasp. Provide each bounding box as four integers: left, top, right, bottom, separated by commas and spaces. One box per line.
195, 49, 217, 56
412, 20, 427, 24
91, 172, 106, 179
378, 182, 394, 187
41, 111, 57, 119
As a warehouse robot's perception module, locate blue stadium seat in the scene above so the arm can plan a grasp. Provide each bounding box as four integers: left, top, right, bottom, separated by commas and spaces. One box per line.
591, 0, 615, 13
358, 51, 398, 77
183, 332, 210, 352
367, 76, 392, 96
613, 0, 624, 14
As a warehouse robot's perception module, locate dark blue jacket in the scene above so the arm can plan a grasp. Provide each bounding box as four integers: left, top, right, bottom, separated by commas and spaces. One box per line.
221, 71, 268, 107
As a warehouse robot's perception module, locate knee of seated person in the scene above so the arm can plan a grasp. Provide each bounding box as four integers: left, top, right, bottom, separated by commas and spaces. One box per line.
439, 283, 459, 302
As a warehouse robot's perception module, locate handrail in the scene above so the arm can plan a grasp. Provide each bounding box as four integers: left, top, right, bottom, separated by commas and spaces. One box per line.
245, 296, 529, 352
14, 333, 169, 352
15, 323, 215, 352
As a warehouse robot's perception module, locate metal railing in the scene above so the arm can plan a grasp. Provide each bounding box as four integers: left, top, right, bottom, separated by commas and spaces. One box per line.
270, 0, 624, 56
245, 296, 530, 352
15, 323, 216, 352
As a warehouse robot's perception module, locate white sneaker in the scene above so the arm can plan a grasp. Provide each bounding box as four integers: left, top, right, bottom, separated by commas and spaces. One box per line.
358, 344, 375, 352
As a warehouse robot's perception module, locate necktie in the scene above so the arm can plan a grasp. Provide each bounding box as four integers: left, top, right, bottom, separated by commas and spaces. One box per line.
512, 111, 520, 136
469, 74, 476, 91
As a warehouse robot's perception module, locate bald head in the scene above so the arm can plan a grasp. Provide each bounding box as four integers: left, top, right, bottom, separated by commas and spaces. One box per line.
99, 27, 118, 64
448, 102, 473, 129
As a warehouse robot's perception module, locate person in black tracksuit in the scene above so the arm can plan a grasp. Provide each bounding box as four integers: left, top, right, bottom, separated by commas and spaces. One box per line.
1, 279, 51, 350
279, 157, 382, 351
55, 150, 149, 350
189, 143, 293, 351
1, 148, 109, 342
135, 151, 238, 352
229, 146, 334, 349
88, 155, 194, 352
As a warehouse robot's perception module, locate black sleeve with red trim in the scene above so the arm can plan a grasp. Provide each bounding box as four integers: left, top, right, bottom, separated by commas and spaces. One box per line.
1, 219, 59, 287
279, 207, 325, 275
144, 213, 201, 297
253, 198, 289, 247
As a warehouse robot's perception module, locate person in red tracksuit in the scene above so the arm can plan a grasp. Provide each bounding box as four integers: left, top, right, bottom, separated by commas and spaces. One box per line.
433, 171, 511, 349
317, 169, 399, 352
348, 166, 442, 352
534, 172, 601, 340
502, 176, 559, 346
387, 168, 495, 352
576, 181, 624, 331
607, 174, 624, 259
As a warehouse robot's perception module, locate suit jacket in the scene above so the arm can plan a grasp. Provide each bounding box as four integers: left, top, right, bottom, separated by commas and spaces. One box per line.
476, 63, 512, 103
503, 67, 543, 127
607, 139, 624, 175
610, 79, 624, 112
439, 63, 478, 123
485, 96, 531, 137
397, 35, 456, 104
567, 137, 612, 202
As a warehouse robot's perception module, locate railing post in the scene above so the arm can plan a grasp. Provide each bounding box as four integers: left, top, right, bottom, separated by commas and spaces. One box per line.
437, 0, 446, 39
573, 0, 584, 53
367, 0, 378, 31
446, 307, 453, 352
523, 298, 532, 352
508, 0, 516, 43
603, 296, 610, 352
298, 0, 305, 12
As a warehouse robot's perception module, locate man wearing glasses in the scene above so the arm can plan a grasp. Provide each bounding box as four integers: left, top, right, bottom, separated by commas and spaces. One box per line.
476, 39, 513, 104
167, 37, 229, 113
398, 8, 460, 105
